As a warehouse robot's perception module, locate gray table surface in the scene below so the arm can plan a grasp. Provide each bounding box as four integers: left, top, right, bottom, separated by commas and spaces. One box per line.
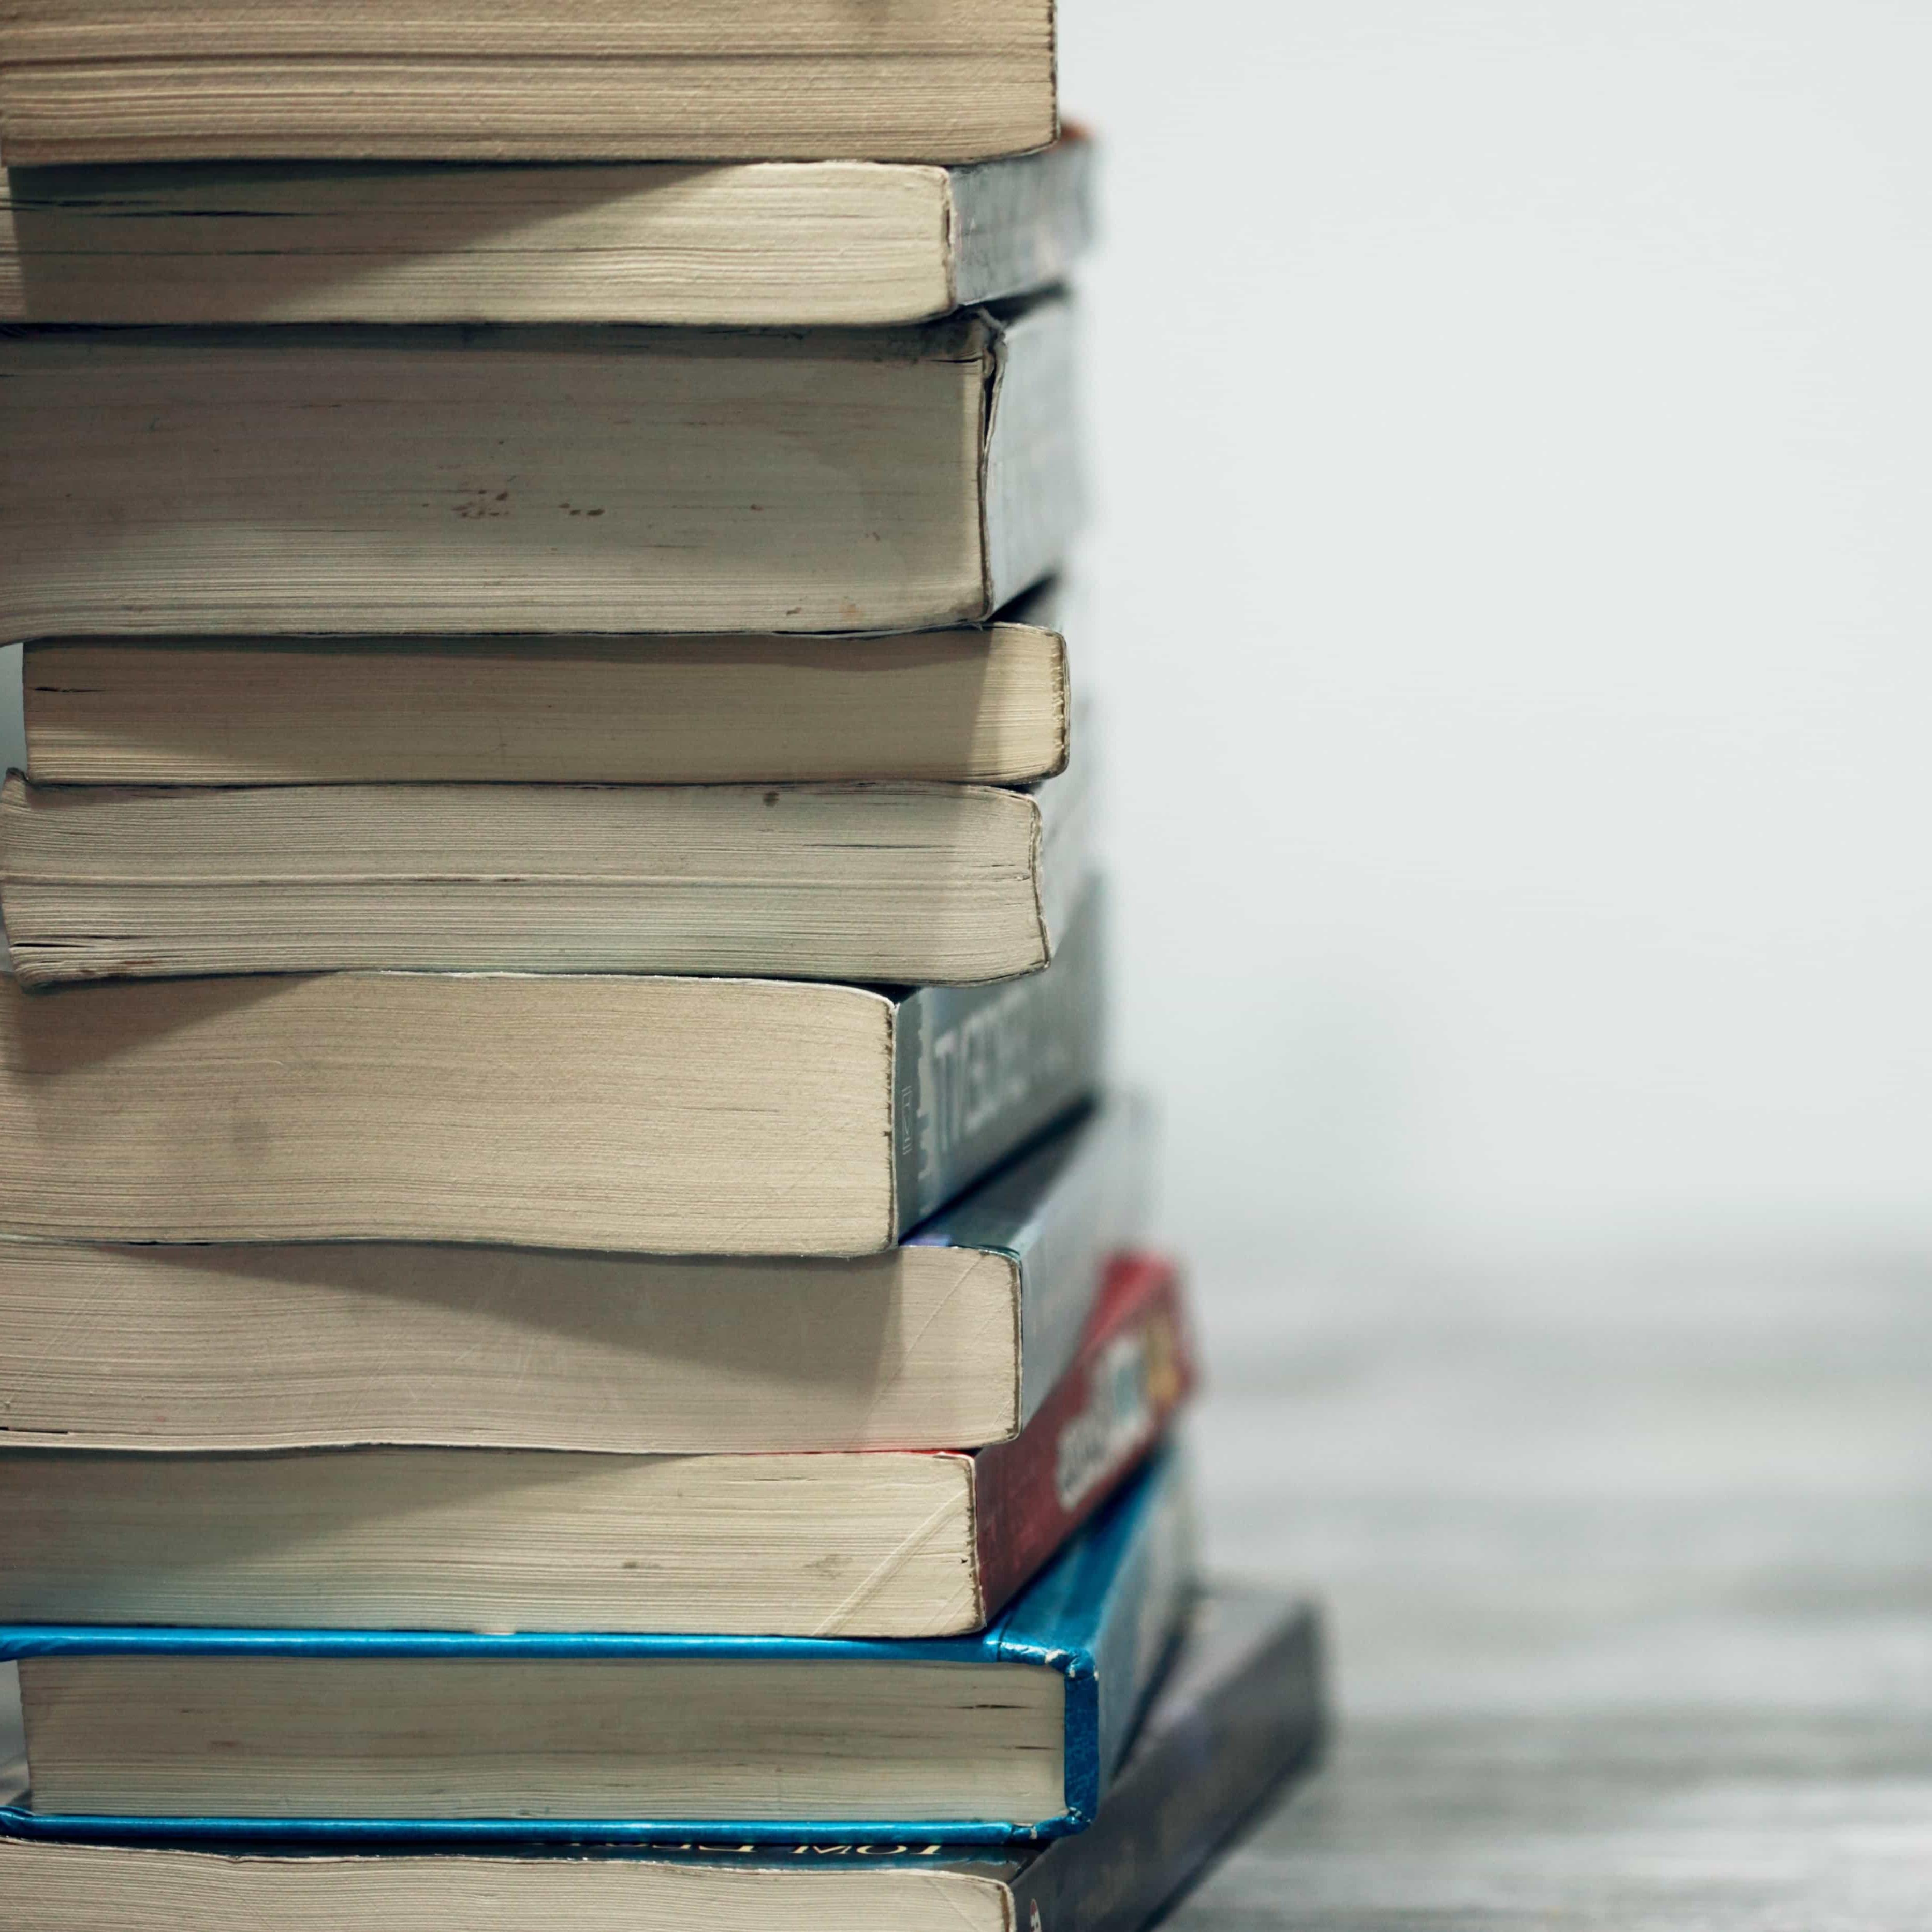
1176, 1257, 1932, 1929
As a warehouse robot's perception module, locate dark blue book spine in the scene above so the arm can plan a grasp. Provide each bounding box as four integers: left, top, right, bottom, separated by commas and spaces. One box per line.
1008, 1591, 1327, 1932
891, 874, 1105, 1233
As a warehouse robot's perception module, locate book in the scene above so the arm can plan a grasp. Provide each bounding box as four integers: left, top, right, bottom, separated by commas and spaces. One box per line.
0, 300, 1079, 640
0, 136, 1092, 326
0, 1097, 1149, 1455
0, 1445, 1193, 1841
0, 1250, 1192, 1635
0, 0, 1059, 167
0, 875, 1104, 1256
0, 743, 1091, 986
16, 586, 1072, 786
0, 1586, 1324, 1932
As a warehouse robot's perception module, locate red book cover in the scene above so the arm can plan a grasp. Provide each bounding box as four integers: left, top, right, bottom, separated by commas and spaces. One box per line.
970, 1249, 1196, 1622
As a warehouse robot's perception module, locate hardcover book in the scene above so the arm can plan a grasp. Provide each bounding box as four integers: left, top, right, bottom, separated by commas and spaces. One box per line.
0, 877, 1104, 1257
0, 1251, 1193, 1635
0, 1098, 1150, 1456
0, 1585, 1325, 1932
0, 299, 1079, 640
0, 1447, 1194, 1843
0, 0, 1059, 167
0, 136, 1092, 326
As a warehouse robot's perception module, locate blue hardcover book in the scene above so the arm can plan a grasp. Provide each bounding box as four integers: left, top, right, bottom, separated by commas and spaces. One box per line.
0, 1447, 1193, 1849
0, 1588, 1325, 1932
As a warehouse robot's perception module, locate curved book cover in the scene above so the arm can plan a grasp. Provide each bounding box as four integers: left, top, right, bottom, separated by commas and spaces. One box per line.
0, 1449, 1194, 1848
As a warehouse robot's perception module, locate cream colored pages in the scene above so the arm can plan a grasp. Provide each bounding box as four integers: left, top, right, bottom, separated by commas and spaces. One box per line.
20, 622, 1072, 785
0, 776, 1052, 985
0, 319, 1001, 637
0, 971, 897, 1254
0, 1450, 985, 1635
0, 137, 1091, 326
0, 161, 963, 325
0, 1239, 1023, 1452
0, 0, 1058, 164
18, 1653, 1064, 1817
0, 1840, 1014, 1932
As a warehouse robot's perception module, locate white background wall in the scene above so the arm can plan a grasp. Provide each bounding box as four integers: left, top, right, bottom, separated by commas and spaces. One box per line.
4, 7, 1927, 1282
1059, 0, 1932, 1280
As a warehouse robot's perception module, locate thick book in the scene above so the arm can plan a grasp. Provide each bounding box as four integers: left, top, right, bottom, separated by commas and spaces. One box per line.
0, 1098, 1149, 1455
0, 1446, 1193, 1842
0, 744, 1091, 986
17, 586, 1073, 787
0, 1250, 1192, 1636
0, 300, 1078, 640
0, 1586, 1324, 1932
0, 875, 1104, 1256
0, 0, 1057, 167
0, 136, 1092, 326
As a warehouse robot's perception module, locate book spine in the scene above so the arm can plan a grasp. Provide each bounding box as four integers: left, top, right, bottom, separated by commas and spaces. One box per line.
1011, 1096, 1152, 1424
1008, 1599, 1326, 1932
950, 133, 1097, 310
891, 872, 1105, 1232
1033, 727, 1094, 957
972, 1253, 1195, 1621
982, 297, 1087, 613
912, 1094, 1155, 1429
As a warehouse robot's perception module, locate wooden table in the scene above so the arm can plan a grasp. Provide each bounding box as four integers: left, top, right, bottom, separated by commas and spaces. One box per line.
1175, 1260, 1932, 1928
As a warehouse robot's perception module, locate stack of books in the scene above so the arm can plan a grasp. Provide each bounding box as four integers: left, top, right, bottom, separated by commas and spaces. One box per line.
0, 4, 1325, 1926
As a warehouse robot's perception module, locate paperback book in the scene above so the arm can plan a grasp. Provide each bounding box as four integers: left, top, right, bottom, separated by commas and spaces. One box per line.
0, 136, 1092, 326
17, 583, 1073, 787
0, 301, 1080, 639
0, 877, 1105, 1256
0, 1098, 1149, 1456
0, 1251, 1193, 1635
0, 0, 1061, 166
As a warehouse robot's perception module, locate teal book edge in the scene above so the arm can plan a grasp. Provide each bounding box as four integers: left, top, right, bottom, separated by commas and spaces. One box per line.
0, 1588, 1326, 1932
0, 1446, 1193, 1850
